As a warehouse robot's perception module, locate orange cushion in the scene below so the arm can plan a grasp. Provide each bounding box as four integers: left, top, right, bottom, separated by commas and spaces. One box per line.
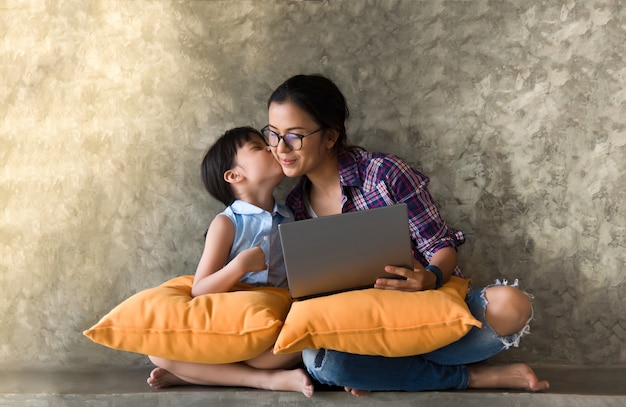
273, 276, 481, 357
84, 276, 292, 364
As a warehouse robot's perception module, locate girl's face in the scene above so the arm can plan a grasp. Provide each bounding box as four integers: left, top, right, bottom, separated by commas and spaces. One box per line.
233, 134, 284, 186
267, 101, 336, 178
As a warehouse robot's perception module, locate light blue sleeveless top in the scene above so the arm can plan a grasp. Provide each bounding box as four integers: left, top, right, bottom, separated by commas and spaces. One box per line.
219, 200, 293, 288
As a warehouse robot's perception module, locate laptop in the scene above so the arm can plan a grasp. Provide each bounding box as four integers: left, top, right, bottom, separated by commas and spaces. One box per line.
279, 204, 414, 299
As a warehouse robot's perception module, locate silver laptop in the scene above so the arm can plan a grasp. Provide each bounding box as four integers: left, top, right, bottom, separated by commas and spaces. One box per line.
279, 204, 414, 299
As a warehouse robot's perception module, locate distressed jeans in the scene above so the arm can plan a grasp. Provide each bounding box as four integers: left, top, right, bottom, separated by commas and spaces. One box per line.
302, 280, 532, 392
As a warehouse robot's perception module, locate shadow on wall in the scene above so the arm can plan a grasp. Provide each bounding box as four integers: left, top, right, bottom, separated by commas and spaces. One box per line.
358, 126, 624, 366
458, 146, 623, 365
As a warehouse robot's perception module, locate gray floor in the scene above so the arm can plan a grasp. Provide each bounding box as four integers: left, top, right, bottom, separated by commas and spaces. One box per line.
0, 366, 625, 406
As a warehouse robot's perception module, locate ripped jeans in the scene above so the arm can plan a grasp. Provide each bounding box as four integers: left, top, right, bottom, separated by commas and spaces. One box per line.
302, 279, 533, 392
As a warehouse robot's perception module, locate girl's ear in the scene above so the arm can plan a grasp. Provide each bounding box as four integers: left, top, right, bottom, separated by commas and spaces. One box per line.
224, 169, 241, 184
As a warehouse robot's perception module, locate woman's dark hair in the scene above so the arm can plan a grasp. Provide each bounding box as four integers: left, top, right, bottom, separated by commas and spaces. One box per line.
201, 126, 263, 206
267, 74, 352, 152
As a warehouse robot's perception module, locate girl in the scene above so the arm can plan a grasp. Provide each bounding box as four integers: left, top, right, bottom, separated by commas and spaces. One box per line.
147, 127, 314, 398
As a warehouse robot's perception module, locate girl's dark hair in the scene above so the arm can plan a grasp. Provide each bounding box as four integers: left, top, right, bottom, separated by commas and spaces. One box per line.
201, 126, 262, 206
267, 74, 353, 152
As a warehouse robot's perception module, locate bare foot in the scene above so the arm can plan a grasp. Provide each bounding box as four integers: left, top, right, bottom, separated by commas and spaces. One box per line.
147, 367, 190, 389
344, 386, 371, 397
265, 368, 314, 398
468, 363, 550, 391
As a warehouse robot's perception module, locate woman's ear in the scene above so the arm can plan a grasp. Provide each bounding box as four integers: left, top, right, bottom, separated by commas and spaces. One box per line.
325, 128, 340, 149
224, 169, 241, 184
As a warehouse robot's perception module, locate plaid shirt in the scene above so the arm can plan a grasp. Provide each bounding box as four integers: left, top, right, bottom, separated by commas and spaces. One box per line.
286, 149, 466, 278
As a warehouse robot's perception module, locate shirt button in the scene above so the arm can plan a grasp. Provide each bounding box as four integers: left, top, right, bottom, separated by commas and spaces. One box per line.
263, 236, 269, 241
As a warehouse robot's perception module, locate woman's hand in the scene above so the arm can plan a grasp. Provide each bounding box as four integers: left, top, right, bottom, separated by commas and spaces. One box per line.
374, 259, 437, 292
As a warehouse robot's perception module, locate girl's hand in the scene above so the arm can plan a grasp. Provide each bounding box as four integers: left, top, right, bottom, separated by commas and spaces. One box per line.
231, 246, 267, 274
374, 259, 437, 292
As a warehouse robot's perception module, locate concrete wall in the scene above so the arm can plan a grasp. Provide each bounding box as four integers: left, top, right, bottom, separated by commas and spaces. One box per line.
1, 0, 624, 370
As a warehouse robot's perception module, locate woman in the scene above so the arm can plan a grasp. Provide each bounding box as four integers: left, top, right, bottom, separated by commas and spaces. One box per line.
262, 74, 549, 396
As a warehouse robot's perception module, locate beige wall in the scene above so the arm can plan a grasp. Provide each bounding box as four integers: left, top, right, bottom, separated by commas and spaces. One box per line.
1, 1, 624, 370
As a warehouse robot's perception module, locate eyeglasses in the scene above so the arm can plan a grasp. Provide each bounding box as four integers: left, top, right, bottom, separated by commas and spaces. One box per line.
261, 126, 324, 151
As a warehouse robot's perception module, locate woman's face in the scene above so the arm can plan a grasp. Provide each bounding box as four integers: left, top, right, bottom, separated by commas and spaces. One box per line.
267, 101, 336, 178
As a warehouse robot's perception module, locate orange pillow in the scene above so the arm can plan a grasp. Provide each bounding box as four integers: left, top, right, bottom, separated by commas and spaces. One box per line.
84, 276, 292, 364
273, 276, 481, 357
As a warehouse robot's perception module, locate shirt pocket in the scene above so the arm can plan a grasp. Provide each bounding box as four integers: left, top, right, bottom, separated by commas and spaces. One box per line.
358, 181, 396, 208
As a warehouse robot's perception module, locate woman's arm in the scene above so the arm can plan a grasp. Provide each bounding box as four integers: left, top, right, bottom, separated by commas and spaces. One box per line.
191, 215, 267, 297
376, 155, 463, 291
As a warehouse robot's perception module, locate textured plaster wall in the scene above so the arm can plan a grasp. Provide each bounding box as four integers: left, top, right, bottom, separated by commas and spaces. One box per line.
0, 1, 624, 370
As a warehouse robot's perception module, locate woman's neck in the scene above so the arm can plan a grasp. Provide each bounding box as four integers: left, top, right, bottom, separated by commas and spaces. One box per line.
305, 154, 342, 216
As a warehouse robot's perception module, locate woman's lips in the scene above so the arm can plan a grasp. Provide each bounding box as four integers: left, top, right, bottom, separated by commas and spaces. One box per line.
278, 157, 296, 166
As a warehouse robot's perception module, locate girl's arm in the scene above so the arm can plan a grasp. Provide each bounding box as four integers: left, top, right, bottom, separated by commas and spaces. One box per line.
191, 215, 267, 297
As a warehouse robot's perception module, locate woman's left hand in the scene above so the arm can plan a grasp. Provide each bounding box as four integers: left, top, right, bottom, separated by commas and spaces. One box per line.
374, 259, 437, 292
